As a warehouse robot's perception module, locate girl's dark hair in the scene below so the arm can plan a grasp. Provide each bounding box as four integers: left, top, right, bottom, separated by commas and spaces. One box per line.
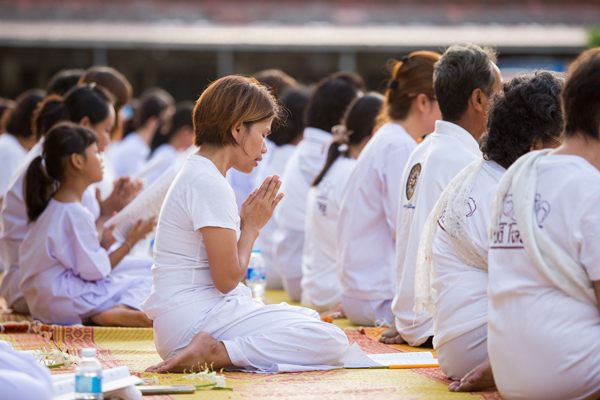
25, 122, 98, 222
2, 89, 45, 139
79, 66, 133, 140
304, 74, 362, 134
561, 48, 600, 140
32, 84, 113, 141
46, 69, 84, 96
480, 70, 564, 169
268, 87, 310, 146
313, 93, 384, 186
150, 102, 194, 153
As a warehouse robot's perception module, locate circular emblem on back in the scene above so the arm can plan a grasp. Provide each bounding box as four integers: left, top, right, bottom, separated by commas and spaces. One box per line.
406, 163, 421, 200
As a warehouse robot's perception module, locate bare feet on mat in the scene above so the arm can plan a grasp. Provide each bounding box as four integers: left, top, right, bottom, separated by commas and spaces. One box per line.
145, 332, 233, 373
448, 358, 495, 392
320, 302, 346, 319
379, 326, 405, 344
90, 305, 153, 327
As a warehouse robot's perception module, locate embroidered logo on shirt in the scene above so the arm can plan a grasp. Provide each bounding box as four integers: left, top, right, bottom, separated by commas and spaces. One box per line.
406, 163, 421, 200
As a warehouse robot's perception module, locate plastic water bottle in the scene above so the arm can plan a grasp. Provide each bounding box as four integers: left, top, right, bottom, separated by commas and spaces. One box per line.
246, 249, 267, 303
75, 348, 103, 400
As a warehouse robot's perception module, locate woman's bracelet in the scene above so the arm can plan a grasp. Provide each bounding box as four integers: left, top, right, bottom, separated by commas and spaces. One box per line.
124, 241, 133, 251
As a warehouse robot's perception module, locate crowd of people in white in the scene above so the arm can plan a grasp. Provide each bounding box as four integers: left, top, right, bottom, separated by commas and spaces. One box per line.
1, 44, 600, 400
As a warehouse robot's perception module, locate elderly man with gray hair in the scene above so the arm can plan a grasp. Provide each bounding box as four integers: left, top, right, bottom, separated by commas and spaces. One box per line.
380, 44, 502, 346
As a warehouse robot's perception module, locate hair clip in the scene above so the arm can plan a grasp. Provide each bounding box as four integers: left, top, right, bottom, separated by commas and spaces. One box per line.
88, 82, 97, 89
401, 55, 411, 63
388, 80, 399, 90
338, 143, 349, 152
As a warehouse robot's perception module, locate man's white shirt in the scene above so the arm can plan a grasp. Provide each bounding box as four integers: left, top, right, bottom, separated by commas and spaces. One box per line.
393, 120, 482, 346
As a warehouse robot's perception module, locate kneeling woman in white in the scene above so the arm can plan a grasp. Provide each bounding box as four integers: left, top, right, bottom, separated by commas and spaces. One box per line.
413, 71, 563, 391
487, 50, 600, 400
20, 123, 155, 326
143, 76, 350, 374
301, 94, 383, 312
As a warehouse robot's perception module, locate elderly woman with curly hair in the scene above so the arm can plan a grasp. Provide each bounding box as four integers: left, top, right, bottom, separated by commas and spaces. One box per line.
413, 70, 564, 392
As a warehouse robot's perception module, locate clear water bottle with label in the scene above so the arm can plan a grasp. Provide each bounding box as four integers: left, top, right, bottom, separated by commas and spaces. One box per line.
246, 249, 267, 303
75, 348, 103, 400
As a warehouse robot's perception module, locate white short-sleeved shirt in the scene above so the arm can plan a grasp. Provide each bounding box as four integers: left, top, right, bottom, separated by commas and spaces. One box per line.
337, 123, 417, 302
393, 121, 482, 346
0, 140, 99, 307
275, 128, 332, 232
0, 134, 27, 199
141, 155, 243, 319
301, 156, 356, 309
431, 160, 505, 348
106, 133, 150, 178
488, 155, 600, 399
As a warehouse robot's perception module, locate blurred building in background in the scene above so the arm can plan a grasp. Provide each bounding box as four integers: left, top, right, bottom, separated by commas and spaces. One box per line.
0, 0, 597, 101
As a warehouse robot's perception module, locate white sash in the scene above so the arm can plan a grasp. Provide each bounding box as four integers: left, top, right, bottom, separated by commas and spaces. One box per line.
414, 158, 487, 318
490, 149, 597, 306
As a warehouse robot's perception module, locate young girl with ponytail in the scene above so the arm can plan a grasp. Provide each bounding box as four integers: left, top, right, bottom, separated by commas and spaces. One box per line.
19, 122, 155, 326
0, 84, 145, 315
300, 93, 384, 313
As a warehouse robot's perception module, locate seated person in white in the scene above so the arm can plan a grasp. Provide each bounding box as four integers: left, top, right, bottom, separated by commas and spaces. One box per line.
143, 76, 350, 374
0, 89, 44, 207
0, 85, 144, 315
0, 340, 52, 400
107, 88, 174, 178
273, 73, 362, 301
254, 88, 309, 289
487, 49, 600, 400
413, 71, 564, 391
385, 44, 502, 346
144, 102, 195, 185
302, 94, 383, 312
337, 52, 441, 327
20, 123, 154, 326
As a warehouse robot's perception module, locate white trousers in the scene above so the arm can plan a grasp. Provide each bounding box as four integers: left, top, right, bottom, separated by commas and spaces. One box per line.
341, 295, 394, 327
153, 289, 349, 373
435, 324, 488, 380
272, 228, 304, 301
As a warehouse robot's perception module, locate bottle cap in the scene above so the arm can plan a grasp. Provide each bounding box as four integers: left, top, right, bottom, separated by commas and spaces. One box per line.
81, 348, 97, 357
252, 249, 261, 254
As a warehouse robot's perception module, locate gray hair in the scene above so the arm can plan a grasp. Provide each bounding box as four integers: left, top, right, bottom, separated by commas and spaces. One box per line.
433, 44, 498, 121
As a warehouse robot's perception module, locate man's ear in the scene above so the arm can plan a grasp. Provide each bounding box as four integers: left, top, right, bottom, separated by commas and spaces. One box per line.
79, 116, 92, 128
471, 89, 484, 113
231, 121, 245, 143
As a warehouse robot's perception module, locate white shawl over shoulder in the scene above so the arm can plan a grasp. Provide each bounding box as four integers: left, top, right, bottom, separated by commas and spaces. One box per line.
414, 158, 487, 318
490, 149, 597, 306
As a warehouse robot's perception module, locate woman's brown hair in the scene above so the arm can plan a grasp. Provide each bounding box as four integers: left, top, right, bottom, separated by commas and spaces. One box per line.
79, 66, 133, 140
377, 51, 441, 125
193, 76, 281, 148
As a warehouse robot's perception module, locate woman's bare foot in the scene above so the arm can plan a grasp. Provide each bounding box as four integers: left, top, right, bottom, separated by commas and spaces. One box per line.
90, 305, 153, 327
320, 302, 346, 319
448, 358, 495, 392
379, 327, 405, 344
145, 332, 233, 373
